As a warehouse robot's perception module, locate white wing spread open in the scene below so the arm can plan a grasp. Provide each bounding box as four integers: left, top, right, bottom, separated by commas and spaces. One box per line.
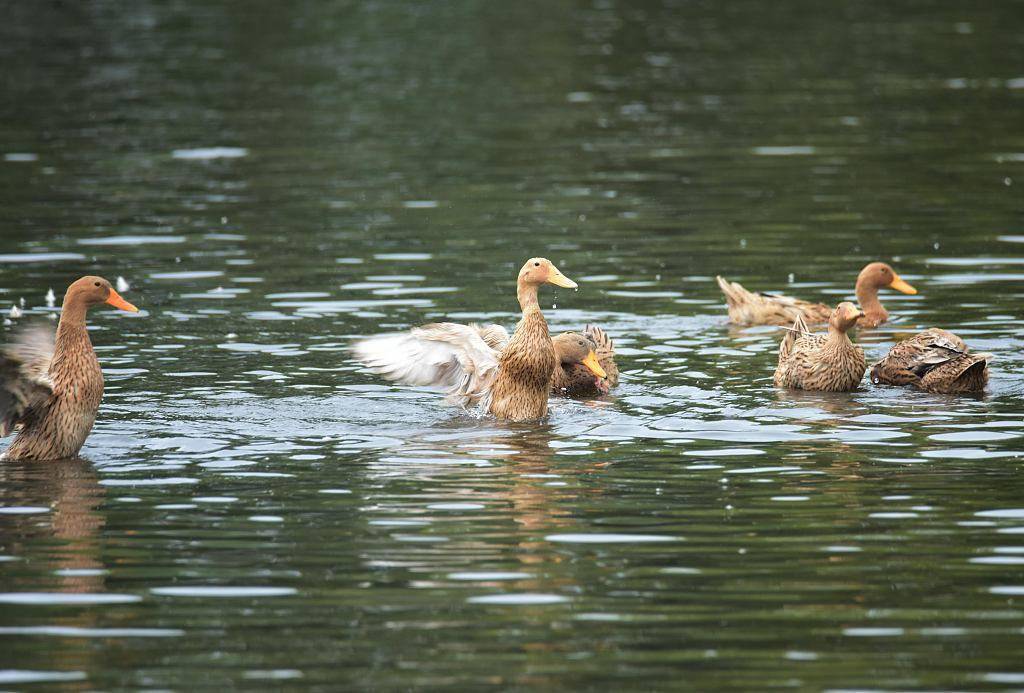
353, 323, 501, 409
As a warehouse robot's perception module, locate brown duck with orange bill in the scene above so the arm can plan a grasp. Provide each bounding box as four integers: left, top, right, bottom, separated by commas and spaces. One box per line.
716, 262, 916, 327
773, 302, 867, 392
551, 326, 618, 396
353, 258, 583, 421
1, 276, 139, 461
870, 329, 991, 394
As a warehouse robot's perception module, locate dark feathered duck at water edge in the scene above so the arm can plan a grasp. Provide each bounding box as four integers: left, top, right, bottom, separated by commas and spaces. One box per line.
717, 262, 917, 327
1, 276, 139, 461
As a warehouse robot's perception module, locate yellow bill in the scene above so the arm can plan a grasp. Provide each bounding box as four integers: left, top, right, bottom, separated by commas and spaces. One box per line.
889, 274, 917, 295
582, 350, 607, 379
546, 262, 578, 289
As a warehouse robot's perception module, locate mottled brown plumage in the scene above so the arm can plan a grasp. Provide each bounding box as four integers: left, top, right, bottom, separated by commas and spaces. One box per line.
717, 262, 916, 327
551, 325, 618, 397
774, 302, 867, 392
870, 329, 990, 394
1, 276, 139, 461
353, 258, 580, 421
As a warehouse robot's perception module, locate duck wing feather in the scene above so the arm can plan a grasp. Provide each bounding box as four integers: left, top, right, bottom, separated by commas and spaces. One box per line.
0, 325, 55, 436
352, 322, 500, 408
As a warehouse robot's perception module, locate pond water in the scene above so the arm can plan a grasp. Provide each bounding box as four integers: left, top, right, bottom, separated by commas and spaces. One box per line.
2, 0, 1024, 689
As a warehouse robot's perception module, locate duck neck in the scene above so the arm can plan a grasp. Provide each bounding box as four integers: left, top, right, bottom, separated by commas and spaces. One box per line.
517, 281, 542, 317
826, 325, 854, 350
55, 293, 94, 358
855, 280, 886, 325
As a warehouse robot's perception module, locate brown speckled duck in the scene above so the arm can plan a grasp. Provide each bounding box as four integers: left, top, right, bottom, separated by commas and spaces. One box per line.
353, 258, 579, 421
870, 329, 990, 394
551, 326, 618, 396
774, 302, 866, 392
717, 262, 916, 328
1, 276, 139, 461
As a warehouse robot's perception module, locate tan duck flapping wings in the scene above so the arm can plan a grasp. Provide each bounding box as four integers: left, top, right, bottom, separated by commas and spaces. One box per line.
717, 262, 917, 327
773, 302, 867, 392
353, 257, 580, 421
2, 276, 139, 461
870, 328, 990, 394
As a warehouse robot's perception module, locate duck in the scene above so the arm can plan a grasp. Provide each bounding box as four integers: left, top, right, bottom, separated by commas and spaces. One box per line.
717, 262, 917, 327
870, 329, 990, 394
1, 276, 139, 461
551, 326, 618, 396
353, 258, 580, 421
774, 302, 866, 392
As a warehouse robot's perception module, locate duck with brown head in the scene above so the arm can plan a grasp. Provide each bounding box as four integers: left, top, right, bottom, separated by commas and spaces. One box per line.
353, 258, 579, 421
716, 261, 916, 327
1, 276, 138, 461
551, 329, 616, 397
853, 262, 917, 327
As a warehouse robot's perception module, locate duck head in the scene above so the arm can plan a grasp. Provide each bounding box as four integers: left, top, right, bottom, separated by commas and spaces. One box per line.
830, 301, 865, 333
857, 262, 916, 295
553, 332, 607, 378
518, 258, 577, 289
66, 276, 139, 312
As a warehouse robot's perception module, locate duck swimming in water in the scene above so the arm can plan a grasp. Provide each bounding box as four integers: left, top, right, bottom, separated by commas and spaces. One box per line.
717, 262, 916, 328
870, 329, 990, 394
353, 258, 583, 421
773, 302, 866, 392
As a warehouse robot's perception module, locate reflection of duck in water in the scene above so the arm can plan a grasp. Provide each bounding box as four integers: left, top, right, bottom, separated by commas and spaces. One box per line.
717, 262, 916, 328
870, 329, 991, 394
354, 258, 593, 421
1, 276, 139, 461
0, 458, 106, 594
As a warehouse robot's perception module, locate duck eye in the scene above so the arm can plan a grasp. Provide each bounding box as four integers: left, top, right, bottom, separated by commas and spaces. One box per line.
94, 282, 101, 287
578, 341, 585, 346
534, 262, 540, 267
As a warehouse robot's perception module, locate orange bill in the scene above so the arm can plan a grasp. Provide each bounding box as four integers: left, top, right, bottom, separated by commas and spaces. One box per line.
889, 274, 917, 295
582, 350, 607, 379
106, 288, 139, 312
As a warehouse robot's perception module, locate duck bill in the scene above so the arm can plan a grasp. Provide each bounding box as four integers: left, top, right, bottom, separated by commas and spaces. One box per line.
106, 289, 139, 312
546, 263, 578, 289
889, 275, 917, 295
582, 350, 607, 379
